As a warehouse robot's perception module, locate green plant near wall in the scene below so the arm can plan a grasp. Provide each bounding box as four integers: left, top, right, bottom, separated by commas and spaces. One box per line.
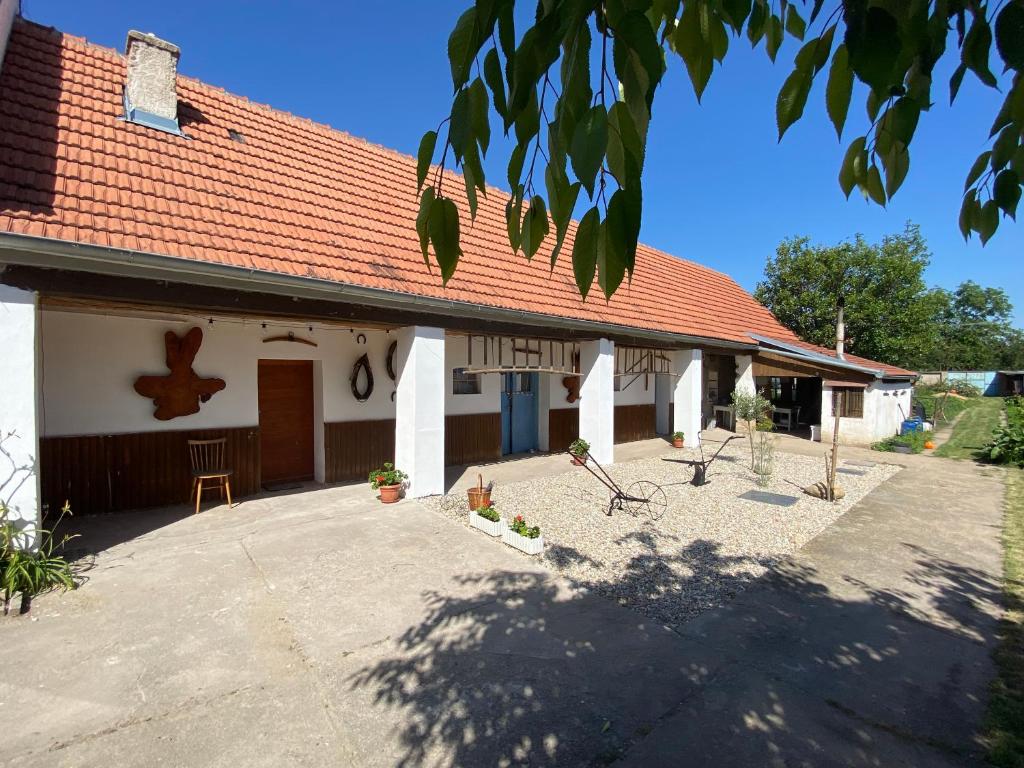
731, 389, 774, 470
985, 396, 1024, 467
1, 501, 78, 615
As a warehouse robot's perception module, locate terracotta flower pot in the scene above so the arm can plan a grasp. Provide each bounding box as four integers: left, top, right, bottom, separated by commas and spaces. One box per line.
378, 484, 402, 503
571, 454, 586, 466
672, 438, 684, 448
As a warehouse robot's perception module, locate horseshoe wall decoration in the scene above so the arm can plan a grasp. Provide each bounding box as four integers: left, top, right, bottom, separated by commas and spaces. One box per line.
350, 353, 374, 402
386, 340, 398, 381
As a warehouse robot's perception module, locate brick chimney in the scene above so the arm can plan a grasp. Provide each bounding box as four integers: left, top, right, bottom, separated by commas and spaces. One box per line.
123, 30, 182, 135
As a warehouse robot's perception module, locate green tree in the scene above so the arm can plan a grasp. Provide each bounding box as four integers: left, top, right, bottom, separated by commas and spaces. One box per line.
754, 224, 942, 368
933, 281, 1024, 370
417, 1, 1024, 299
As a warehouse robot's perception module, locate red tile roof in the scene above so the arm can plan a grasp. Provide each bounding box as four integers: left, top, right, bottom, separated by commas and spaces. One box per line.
0, 20, 913, 377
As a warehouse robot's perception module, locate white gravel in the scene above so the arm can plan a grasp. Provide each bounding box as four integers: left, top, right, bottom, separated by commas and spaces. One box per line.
426, 439, 900, 628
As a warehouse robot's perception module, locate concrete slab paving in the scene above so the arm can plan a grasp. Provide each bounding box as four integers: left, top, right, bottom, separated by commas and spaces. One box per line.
0, 440, 1005, 767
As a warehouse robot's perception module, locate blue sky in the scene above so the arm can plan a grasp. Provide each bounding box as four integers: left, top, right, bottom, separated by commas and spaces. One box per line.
24, 0, 1022, 325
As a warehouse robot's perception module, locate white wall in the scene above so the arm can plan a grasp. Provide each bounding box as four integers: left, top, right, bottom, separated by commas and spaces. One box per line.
444, 334, 501, 416
821, 380, 912, 444
40, 309, 397, 436
613, 374, 657, 406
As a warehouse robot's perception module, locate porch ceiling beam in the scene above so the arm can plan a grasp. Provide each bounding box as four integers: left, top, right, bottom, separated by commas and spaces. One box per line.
0, 233, 758, 352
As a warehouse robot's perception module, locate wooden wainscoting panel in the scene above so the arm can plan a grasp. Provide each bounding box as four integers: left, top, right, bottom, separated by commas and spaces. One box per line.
445, 412, 501, 466
324, 419, 396, 483
40, 426, 260, 515
614, 404, 657, 444
548, 408, 580, 452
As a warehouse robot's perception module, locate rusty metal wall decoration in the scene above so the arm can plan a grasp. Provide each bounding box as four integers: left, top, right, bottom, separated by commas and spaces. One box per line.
350, 353, 374, 402
133, 327, 225, 420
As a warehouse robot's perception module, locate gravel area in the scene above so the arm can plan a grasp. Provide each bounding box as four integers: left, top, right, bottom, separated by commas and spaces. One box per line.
426, 438, 901, 628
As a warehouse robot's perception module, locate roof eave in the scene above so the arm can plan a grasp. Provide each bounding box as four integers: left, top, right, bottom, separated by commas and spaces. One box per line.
750, 334, 916, 381
0, 232, 758, 352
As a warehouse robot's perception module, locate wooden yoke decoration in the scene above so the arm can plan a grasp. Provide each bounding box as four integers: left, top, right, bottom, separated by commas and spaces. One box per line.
134, 327, 226, 420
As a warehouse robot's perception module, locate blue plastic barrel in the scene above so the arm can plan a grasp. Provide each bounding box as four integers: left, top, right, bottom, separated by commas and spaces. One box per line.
900, 419, 923, 435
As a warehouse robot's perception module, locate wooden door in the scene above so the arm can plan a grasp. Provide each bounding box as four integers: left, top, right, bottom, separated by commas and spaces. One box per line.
258, 360, 314, 484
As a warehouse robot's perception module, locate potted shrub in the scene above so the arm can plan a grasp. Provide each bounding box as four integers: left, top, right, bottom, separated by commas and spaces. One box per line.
468, 503, 505, 537
671, 431, 685, 448
502, 514, 543, 555
569, 438, 590, 465
368, 462, 407, 503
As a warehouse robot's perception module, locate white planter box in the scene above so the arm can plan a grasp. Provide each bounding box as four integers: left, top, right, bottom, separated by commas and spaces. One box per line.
502, 528, 544, 555
468, 512, 506, 537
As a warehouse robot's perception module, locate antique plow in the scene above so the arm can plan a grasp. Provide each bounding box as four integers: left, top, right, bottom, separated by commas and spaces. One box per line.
569, 451, 667, 521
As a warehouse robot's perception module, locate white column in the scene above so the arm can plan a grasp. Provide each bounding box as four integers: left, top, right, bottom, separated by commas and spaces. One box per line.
655, 373, 671, 435
672, 349, 703, 448
0, 286, 42, 545
579, 338, 615, 465
735, 354, 754, 394
537, 373, 551, 452
394, 326, 445, 498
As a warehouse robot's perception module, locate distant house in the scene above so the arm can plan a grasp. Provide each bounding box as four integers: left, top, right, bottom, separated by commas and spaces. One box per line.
0, 14, 915, 531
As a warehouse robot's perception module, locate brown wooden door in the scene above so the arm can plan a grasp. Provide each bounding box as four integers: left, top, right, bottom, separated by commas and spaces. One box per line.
258, 360, 314, 484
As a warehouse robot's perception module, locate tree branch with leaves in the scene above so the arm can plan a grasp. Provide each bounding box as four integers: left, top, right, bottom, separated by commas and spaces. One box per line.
415, 0, 1023, 300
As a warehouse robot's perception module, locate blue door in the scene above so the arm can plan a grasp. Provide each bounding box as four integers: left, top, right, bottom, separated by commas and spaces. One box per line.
501, 372, 539, 454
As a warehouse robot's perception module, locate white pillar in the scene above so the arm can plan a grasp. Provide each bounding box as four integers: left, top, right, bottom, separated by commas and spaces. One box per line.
579, 338, 615, 465
0, 286, 42, 545
394, 326, 445, 498
672, 349, 703, 448
537, 373, 551, 452
655, 373, 671, 435
735, 354, 754, 393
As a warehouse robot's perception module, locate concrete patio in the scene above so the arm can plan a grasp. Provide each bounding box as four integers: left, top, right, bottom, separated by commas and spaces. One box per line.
0, 442, 1006, 767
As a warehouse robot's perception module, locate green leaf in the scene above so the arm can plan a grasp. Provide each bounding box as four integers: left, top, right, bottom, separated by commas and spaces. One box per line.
992, 125, 1019, 169
462, 142, 485, 219
614, 12, 665, 92
826, 44, 853, 139
964, 151, 991, 191
785, 5, 806, 40
748, 0, 767, 45
978, 199, 999, 244
765, 14, 784, 61
993, 169, 1021, 219
521, 196, 550, 260
963, 12, 998, 88
597, 218, 625, 299
416, 130, 437, 193
514, 86, 540, 146
1012, 146, 1024, 176
505, 186, 524, 254
882, 145, 910, 198
888, 97, 920, 146
569, 106, 608, 198
546, 164, 580, 267
996, 3, 1024, 71
839, 136, 866, 198
959, 189, 977, 239
605, 186, 641, 277
429, 195, 462, 283
721, 0, 752, 31
777, 66, 812, 140
949, 63, 967, 104
793, 25, 835, 75
865, 164, 886, 206
468, 78, 491, 155
674, 1, 715, 100
483, 48, 507, 121
507, 144, 526, 190
449, 87, 471, 159
607, 101, 643, 189
447, 8, 478, 90
844, 6, 900, 94
572, 207, 600, 300
415, 187, 435, 264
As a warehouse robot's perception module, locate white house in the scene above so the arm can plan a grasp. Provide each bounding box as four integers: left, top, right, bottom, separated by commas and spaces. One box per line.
0, 14, 915, 534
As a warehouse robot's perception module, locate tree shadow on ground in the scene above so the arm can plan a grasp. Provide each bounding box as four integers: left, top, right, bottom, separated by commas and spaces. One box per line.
349, 535, 1002, 767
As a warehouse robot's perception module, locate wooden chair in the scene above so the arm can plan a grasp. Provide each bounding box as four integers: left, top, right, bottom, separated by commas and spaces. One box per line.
188, 438, 233, 514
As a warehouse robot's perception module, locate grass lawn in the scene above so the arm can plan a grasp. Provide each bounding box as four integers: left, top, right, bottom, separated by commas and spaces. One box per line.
987, 465, 1024, 767
934, 396, 1003, 460
916, 390, 976, 427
